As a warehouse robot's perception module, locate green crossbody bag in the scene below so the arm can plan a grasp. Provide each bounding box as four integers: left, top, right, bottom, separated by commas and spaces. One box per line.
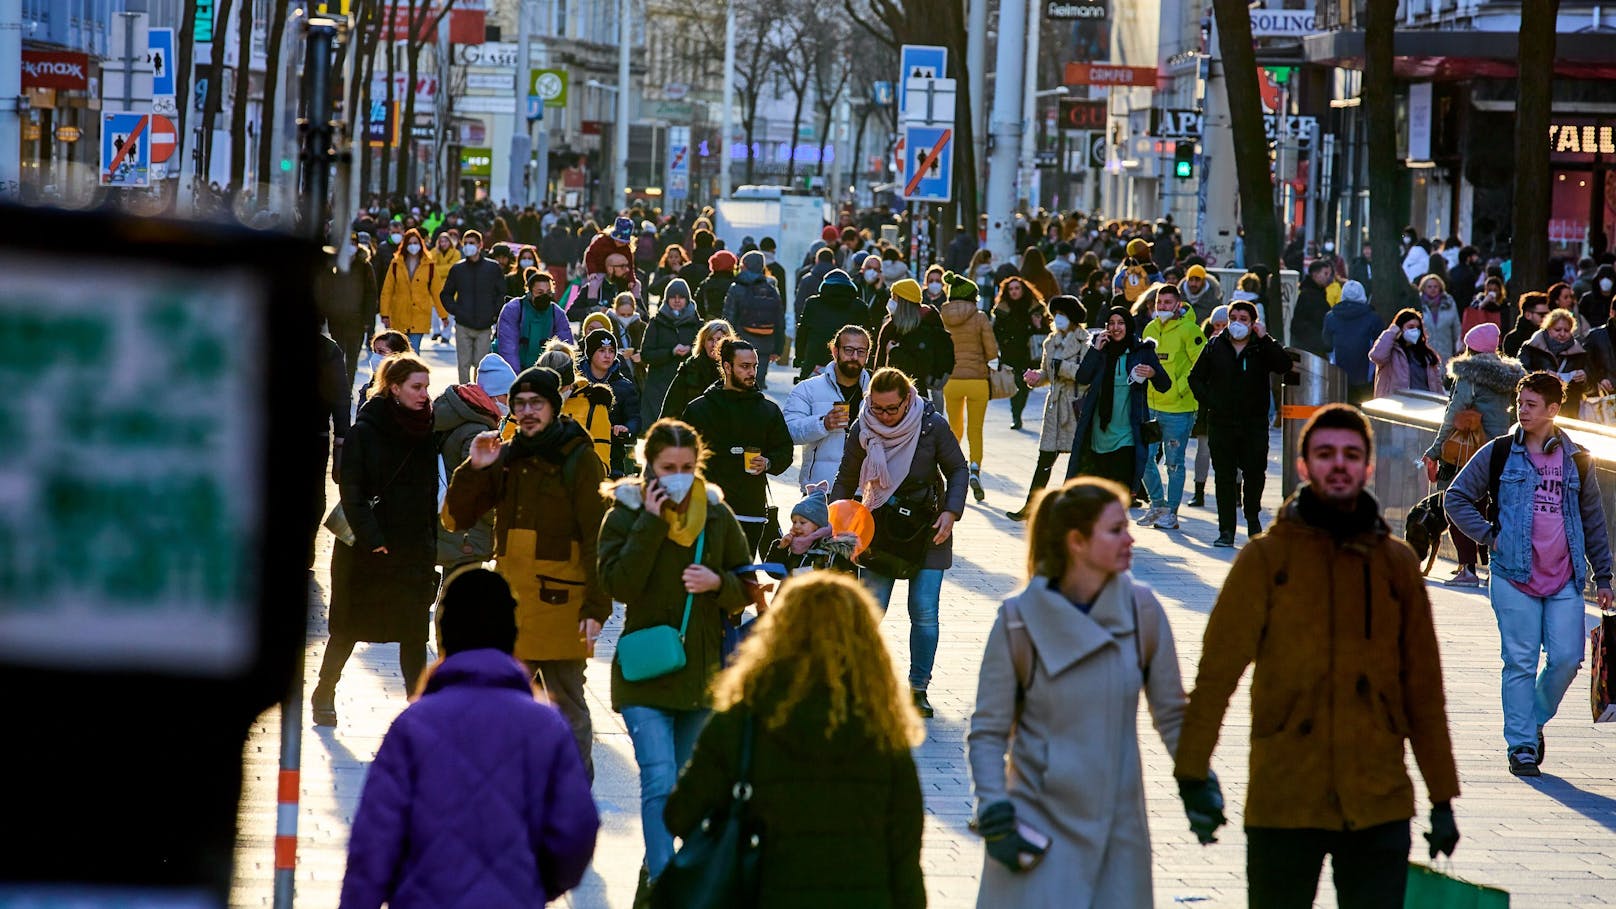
618, 531, 706, 682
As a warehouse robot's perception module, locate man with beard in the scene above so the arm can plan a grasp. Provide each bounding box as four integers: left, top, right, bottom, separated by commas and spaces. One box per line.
444, 366, 610, 779
784, 325, 871, 491
681, 339, 794, 556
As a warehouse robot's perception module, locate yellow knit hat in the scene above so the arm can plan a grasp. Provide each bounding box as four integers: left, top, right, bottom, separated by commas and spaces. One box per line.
1185, 264, 1209, 280
889, 278, 923, 305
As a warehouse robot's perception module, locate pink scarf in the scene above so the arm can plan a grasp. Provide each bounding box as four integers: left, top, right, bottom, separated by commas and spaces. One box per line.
857, 386, 925, 509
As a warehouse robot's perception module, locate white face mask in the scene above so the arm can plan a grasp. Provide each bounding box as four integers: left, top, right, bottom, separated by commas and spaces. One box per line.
368, 352, 384, 373
520, 259, 536, 270
1602, 278, 1613, 293
1154, 309, 1174, 322
927, 281, 943, 295
864, 269, 881, 284
763, 251, 775, 264
389, 232, 403, 245
464, 244, 479, 257
1053, 314, 1071, 332
887, 300, 898, 316
1227, 321, 1251, 340
1402, 327, 1422, 344
406, 243, 421, 255
1323, 242, 1335, 253
656, 471, 696, 506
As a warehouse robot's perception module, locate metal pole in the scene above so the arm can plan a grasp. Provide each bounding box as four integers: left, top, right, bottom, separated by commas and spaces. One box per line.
1018, 0, 1038, 211
967, 0, 987, 211
614, 0, 630, 212
984, 0, 1025, 265
510, 0, 532, 206
720, 0, 735, 199
0, 0, 19, 200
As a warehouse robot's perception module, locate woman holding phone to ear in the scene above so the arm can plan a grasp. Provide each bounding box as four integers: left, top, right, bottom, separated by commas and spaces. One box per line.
596, 418, 753, 899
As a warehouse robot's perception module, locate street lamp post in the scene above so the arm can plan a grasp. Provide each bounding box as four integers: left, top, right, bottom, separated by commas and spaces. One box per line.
720, 0, 735, 200
985, 0, 1026, 265
615, 0, 630, 212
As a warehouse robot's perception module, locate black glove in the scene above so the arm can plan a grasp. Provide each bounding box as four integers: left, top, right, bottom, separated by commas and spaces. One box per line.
974, 800, 1038, 873
1049, 358, 1063, 374
1426, 801, 1459, 859
1177, 771, 1227, 845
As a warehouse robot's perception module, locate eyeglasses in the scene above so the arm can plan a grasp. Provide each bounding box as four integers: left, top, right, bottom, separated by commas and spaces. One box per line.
868, 401, 906, 417
511, 398, 549, 413
839, 346, 869, 356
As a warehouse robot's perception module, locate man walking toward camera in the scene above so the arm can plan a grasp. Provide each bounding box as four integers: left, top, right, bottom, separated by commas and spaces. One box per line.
1175, 404, 1461, 907
1444, 371, 1614, 777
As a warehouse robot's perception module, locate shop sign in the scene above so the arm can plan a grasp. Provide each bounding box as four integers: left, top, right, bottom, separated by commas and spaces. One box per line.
460, 146, 493, 177
1548, 121, 1616, 161
1149, 107, 1316, 143
1064, 63, 1156, 88
1250, 8, 1318, 37
22, 50, 89, 91
1045, 0, 1105, 19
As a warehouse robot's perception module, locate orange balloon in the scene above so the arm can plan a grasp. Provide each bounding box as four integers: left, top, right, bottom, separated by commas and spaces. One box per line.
828, 499, 875, 558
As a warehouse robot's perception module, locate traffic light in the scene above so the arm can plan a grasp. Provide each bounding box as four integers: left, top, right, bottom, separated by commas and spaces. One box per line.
1174, 140, 1195, 180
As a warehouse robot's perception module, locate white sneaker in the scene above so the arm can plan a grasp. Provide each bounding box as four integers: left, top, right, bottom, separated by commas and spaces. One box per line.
1136, 506, 1166, 527
1154, 511, 1180, 530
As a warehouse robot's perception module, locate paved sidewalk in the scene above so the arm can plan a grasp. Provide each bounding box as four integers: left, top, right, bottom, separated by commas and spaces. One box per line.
232, 347, 1616, 907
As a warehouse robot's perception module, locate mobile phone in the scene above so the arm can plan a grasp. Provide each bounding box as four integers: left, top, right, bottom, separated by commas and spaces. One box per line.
1016, 820, 1051, 869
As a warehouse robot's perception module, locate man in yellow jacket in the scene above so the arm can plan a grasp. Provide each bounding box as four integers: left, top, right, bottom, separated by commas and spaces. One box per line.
1138, 283, 1205, 530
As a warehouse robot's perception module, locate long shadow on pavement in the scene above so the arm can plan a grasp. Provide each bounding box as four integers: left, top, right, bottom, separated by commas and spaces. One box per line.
1530, 773, 1616, 834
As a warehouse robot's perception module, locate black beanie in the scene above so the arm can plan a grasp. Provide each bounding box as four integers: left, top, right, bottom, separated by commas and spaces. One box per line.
509, 365, 564, 414
585, 328, 617, 360
437, 568, 517, 656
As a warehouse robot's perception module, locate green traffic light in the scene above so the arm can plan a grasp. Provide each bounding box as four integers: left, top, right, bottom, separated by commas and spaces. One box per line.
1175, 161, 1192, 178
280, 159, 294, 172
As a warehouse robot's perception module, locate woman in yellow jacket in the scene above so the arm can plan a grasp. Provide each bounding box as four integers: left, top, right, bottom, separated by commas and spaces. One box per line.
380, 227, 448, 348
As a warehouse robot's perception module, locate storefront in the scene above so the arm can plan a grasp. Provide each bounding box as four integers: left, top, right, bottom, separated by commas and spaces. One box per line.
1546, 118, 1616, 255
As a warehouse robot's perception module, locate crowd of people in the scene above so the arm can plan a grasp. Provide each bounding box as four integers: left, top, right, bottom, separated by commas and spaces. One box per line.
312, 199, 1613, 908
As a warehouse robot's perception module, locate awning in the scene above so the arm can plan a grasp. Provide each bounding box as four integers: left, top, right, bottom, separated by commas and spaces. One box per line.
1302, 29, 1616, 80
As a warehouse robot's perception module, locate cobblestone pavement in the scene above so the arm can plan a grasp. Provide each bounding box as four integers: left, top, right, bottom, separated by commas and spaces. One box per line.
232, 344, 1616, 907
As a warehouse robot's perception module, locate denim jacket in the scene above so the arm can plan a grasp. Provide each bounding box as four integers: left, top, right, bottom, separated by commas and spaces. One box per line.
1445, 429, 1614, 592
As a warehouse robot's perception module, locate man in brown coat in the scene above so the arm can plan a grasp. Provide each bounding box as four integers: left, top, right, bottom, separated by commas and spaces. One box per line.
1173, 404, 1461, 907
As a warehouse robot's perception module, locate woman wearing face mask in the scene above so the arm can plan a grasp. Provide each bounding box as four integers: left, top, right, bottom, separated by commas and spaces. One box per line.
430, 232, 461, 343
857, 253, 892, 336
640, 279, 702, 430
1065, 307, 1171, 491
315, 354, 441, 726
968, 249, 996, 309
363, 331, 414, 395
993, 276, 1047, 431
505, 245, 540, 298
922, 265, 949, 307
1462, 275, 1507, 337
597, 418, 753, 897
1416, 274, 1463, 358
1519, 308, 1591, 412
1578, 264, 1616, 331
660, 319, 734, 420
380, 228, 447, 351
874, 279, 956, 406
1369, 308, 1445, 397
1008, 296, 1090, 520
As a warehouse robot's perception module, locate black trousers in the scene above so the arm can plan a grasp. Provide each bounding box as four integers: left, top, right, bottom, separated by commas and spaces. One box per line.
1078, 445, 1135, 491
525, 658, 593, 782
316, 632, 429, 698
1026, 449, 1061, 500
1009, 370, 1031, 422
1209, 423, 1270, 535
329, 322, 367, 393
1246, 820, 1410, 909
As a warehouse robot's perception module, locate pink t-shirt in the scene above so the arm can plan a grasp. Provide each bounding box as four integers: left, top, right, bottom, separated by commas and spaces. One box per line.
1509, 447, 1573, 597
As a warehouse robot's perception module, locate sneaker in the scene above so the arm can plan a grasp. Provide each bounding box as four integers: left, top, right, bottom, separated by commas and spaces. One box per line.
969, 463, 985, 502
1508, 746, 1541, 777
1155, 511, 1180, 530
1538, 726, 1546, 767
912, 689, 934, 718
1137, 506, 1167, 527
1444, 568, 1482, 588
1212, 532, 1236, 548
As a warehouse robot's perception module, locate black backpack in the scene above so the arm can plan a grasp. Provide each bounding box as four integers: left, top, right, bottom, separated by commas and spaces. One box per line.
736, 280, 779, 334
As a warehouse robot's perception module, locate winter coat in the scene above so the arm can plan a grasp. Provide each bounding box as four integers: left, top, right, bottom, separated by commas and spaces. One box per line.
609, 312, 648, 382
967, 574, 1184, 909
1368, 327, 1445, 398
380, 255, 447, 336
560, 382, 616, 469
1141, 312, 1204, 414
1290, 280, 1332, 357
1447, 430, 1614, 594
666, 701, 926, 909
444, 419, 610, 662
1578, 264, 1616, 329
581, 357, 641, 469
1187, 331, 1292, 429
945, 231, 979, 273
940, 298, 1000, 381
859, 282, 892, 338
1067, 341, 1171, 486
1519, 330, 1592, 413
831, 402, 970, 571
1423, 353, 1526, 463
640, 302, 702, 429
340, 649, 598, 909
433, 386, 500, 568
495, 294, 574, 372
1502, 319, 1534, 358
439, 256, 508, 330
1033, 328, 1090, 452
330, 397, 439, 643
563, 273, 646, 323
661, 353, 721, 420
796, 277, 868, 375
796, 261, 836, 309
695, 271, 735, 322
681, 382, 794, 519
874, 306, 955, 395
598, 483, 754, 712
992, 298, 1043, 371
783, 369, 870, 491
318, 247, 379, 336
1420, 292, 1464, 358
1175, 490, 1460, 830
724, 269, 787, 361
1321, 295, 1381, 387
1179, 275, 1223, 323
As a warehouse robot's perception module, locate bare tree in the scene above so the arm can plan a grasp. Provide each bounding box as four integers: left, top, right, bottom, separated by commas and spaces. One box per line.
810, 16, 853, 191
171, 0, 200, 211
844, 25, 890, 199
228, 0, 254, 195
771, 1, 819, 186
689, 4, 775, 185
254, 0, 291, 207
1363, 0, 1407, 319
197, 0, 237, 192
395, 0, 460, 201
352, 0, 382, 202
1511, 0, 1563, 293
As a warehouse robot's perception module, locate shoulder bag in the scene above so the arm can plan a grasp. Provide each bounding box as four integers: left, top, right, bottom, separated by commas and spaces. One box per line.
323, 444, 417, 547
859, 485, 939, 580
618, 531, 706, 682
988, 366, 1017, 400
652, 713, 763, 909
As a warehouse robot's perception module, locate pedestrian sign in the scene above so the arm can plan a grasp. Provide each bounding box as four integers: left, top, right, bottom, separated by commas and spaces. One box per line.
101, 111, 151, 187
148, 27, 175, 98
898, 45, 947, 118
902, 124, 953, 202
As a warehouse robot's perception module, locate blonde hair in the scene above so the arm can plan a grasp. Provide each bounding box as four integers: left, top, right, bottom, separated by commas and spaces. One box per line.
367, 352, 431, 401
694, 319, 734, 361
711, 573, 924, 752
1545, 307, 1577, 333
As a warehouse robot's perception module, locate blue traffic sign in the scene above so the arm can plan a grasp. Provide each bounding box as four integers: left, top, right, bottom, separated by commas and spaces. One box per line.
902, 124, 953, 203
898, 45, 947, 116
101, 111, 151, 187
149, 28, 175, 98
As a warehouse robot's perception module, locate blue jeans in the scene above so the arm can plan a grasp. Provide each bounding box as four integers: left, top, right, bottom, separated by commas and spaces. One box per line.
1487, 575, 1586, 751
1140, 409, 1197, 512
860, 567, 943, 691
406, 332, 424, 351
621, 705, 710, 878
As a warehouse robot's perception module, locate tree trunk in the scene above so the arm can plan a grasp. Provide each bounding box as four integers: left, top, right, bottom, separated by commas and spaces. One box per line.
944, 4, 976, 235
171, 0, 200, 212
379, 0, 397, 203
1511, 0, 1562, 294
356, 1, 381, 200
397, 32, 421, 200
742, 92, 760, 185
1211, 0, 1283, 337
850, 103, 871, 198
198, 0, 237, 189
1363, 0, 1407, 320
255, 0, 289, 207
228, 0, 253, 196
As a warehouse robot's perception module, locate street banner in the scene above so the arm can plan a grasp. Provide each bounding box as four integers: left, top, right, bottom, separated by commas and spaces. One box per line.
1063, 63, 1157, 87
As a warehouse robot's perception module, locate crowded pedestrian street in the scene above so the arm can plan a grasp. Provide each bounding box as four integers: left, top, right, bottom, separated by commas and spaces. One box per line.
227, 348, 1616, 908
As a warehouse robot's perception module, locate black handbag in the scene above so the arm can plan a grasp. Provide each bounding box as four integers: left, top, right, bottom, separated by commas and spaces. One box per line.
1140, 419, 1163, 445
859, 487, 939, 580
652, 713, 763, 909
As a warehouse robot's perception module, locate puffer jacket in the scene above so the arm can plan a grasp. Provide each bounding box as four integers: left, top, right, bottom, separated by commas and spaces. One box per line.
1175, 489, 1460, 831
1423, 353, 1525, 463
1141, 311, 1204, 413
1519, 330, 1592, 413
1420, 292, 1464, 358
783, 369, 870, 491
940, 298, 999, 381
1321, 295, 1381, 387
639, 301, 702, 429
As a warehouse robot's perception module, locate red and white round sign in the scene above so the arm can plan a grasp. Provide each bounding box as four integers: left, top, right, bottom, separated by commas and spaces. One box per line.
150, 115, 177, 164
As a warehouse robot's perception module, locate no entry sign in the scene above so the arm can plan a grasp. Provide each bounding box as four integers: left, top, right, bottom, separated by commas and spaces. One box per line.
150, 115, 177, 164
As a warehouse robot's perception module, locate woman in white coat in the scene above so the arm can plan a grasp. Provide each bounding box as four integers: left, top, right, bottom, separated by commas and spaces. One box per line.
1008, 295, 1090, 521
968, 476, 1193, 908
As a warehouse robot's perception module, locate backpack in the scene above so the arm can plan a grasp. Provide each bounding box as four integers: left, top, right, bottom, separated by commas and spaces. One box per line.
1440, 408, 1486, 466
1483, 433, 1592, 525
1120, 263, 1150, 303
1001, 576, 1156, 724
736, 280, 779, 335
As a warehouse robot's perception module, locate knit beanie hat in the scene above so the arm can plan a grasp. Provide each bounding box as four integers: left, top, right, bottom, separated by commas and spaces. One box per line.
476, 353, 517, 397
438, 568, 518, 656
581, 311, 615, 338
791, 488, 830, 529
944, 271, 979, 302
890, 278, 923, 305
740, 250, 767, 274
1339, 279, 1368, 305
508, 366, 564, 414
1464, 321, 1501, 355
585, 328, 617, 360
1185, 264, 1209, 280
820, 268, 855, 289
709, 249, 738, 273
848, 250, 870, 273
611, 216, 635, 244
822, 225, 839, 243
1209, 304, 1230, 324
663, 278, 691, 301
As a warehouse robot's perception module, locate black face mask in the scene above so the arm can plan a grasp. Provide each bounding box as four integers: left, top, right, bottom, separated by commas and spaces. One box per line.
531, 292, 553, 305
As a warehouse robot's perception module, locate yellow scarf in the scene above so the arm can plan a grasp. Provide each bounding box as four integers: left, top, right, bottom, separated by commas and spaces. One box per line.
661, 477, 708, 548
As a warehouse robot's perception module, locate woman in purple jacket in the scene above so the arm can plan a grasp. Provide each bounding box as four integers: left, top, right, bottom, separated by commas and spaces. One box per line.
340, 569, 600, 909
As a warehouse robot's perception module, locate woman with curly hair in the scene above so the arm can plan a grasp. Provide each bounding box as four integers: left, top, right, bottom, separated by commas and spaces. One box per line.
664, 571, 926, 908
